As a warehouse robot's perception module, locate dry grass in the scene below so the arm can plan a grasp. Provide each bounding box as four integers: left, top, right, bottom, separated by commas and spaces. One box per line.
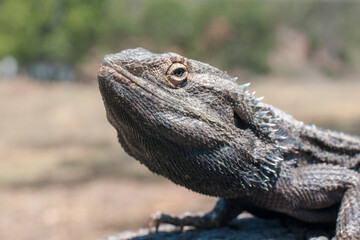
0, 77, 359, 240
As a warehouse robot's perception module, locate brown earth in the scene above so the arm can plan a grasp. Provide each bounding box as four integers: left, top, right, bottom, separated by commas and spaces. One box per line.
0, 77, 359, 240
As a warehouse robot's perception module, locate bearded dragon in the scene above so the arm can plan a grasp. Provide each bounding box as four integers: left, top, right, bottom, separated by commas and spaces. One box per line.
98, 48, 360, 239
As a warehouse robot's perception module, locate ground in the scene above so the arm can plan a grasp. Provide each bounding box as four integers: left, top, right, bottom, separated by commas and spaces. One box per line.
0, 77, 359, 240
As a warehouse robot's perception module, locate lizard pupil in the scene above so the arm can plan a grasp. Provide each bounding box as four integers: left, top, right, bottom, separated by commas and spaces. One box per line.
173, 68, 185, 77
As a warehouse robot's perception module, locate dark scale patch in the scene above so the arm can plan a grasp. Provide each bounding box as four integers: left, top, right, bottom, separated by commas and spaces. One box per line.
234, 110, 250, 130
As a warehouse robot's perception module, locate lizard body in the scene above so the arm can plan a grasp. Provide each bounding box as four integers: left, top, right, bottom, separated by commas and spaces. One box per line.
98, 48, 360, 239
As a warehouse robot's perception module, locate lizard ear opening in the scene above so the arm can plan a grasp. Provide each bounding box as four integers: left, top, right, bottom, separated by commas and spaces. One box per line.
234, 110, 250, 130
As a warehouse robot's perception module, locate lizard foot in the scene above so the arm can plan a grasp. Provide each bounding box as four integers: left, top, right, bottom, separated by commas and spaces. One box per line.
148, 211, 221, 233
148, 199, 243, 232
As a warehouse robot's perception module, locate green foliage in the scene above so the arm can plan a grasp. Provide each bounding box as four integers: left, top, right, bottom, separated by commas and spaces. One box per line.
1, 0, 359, 75
0, 0, 130, 64
0, 0, 275, 73
196, 1, 274, 72
139, 0, 274, 73
142, 0, 196, 49
275, 2, 360, 69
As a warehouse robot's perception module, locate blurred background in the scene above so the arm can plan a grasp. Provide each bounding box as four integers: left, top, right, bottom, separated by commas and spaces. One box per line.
1, 1, 360, 239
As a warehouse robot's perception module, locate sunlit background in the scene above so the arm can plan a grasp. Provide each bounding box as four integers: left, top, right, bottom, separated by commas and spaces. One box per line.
1, 1, 360, 239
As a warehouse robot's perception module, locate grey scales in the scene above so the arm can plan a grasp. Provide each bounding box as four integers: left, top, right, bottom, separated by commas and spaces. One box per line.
98, 48, 360, 240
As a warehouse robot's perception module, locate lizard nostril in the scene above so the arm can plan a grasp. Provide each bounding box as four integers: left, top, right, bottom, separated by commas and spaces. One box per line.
131, 66, 143, 76
125, 64, 144, 77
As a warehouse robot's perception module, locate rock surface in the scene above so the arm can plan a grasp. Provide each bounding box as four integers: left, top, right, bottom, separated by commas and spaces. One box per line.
101, 215, 334, 240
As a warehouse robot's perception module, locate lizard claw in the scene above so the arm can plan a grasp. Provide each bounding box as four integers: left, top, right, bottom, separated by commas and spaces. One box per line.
149, 211, 184, 232
149, 211, 209, 232
148, 211, 162, 233
147, 200, 242, 232
148, 210, 224, 233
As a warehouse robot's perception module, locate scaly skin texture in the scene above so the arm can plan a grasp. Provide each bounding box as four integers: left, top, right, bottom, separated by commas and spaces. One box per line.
98, 48, 360, 239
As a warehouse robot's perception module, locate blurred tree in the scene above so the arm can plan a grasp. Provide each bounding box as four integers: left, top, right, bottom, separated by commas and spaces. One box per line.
140, 0, 275, 73
0, 0, 359, 79
0, 0, 128, 64
142, 0, 196, 51
276, 2, 360, 74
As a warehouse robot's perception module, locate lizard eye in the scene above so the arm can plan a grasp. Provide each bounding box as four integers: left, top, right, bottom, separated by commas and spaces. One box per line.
173, 68, 185, 77
167, 63, 188, 87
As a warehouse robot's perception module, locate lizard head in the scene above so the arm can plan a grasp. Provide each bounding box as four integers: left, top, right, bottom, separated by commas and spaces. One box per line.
98, 48, 239, 147
98, 48, 285, 197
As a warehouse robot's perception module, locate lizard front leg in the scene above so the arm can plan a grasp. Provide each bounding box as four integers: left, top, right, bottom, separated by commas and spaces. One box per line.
336, 183, 360, 240
279, 164, 360, 239
149, 198, 243, 231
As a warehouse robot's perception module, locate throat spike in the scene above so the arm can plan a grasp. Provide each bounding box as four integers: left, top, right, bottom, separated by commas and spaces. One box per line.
261, 123, 276, 128
253, 96, 264, 105
239, 82, 251, 90
256, 111, 269, 117
273, 135, 287, 140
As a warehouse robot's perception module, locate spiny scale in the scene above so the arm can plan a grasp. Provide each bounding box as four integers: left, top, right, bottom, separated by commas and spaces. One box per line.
234, 81, 287, 183
239, 82, 283, 142
239, 82, 251, 90
233, 82, 288, 164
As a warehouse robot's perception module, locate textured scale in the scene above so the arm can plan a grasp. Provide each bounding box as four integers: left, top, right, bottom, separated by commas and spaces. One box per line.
98, 48, 360, 239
